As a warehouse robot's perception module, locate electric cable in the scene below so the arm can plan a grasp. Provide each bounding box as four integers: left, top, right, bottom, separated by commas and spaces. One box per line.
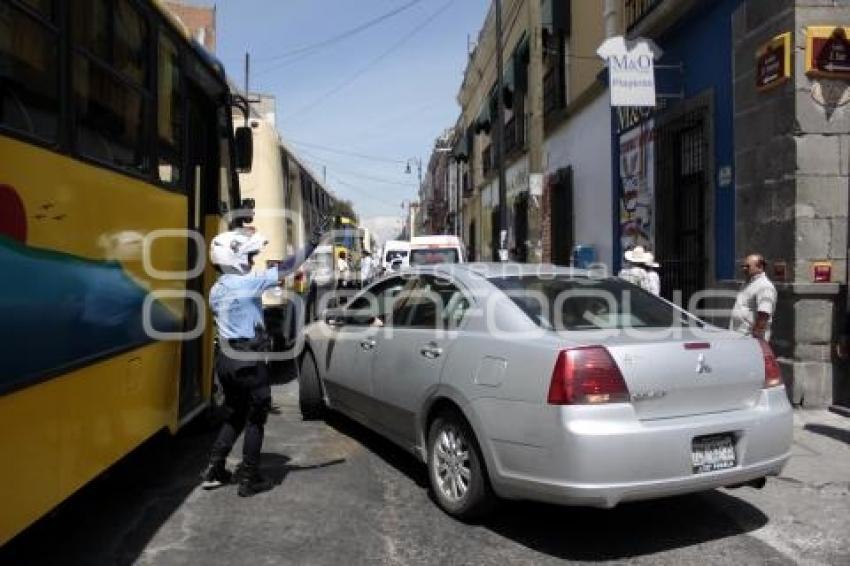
280, 0, 457, 123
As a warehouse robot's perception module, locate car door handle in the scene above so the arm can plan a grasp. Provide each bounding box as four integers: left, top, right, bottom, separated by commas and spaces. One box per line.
360, 339, 376, 351
420, 343, 443, 359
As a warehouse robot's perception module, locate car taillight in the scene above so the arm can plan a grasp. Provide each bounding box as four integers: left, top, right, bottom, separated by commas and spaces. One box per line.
547, 347, 630, 405
758, 340, 783, 388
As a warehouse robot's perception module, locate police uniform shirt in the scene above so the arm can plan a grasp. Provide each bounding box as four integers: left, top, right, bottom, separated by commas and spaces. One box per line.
730, 272, 777, 341
210, 268, 280, 340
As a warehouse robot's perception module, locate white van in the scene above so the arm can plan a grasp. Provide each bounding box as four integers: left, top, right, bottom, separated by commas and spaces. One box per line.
381, 240, 410, 272
409, 235, 465, 266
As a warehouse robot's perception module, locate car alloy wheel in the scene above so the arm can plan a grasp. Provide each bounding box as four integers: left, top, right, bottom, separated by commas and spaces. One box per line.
433, 426, 471, 502
427, 412, 494, 519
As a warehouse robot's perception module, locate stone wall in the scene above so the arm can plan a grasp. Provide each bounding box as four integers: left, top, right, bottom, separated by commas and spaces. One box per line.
733, 0, 850, 407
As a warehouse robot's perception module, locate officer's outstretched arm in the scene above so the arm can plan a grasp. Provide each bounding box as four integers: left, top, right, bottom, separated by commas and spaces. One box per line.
276, 215, 334, 278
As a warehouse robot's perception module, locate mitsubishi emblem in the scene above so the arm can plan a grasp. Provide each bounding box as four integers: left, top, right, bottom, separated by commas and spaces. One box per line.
696, 354, 711, 374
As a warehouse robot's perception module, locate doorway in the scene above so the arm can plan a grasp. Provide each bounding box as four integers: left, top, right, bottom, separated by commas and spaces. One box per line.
655, 110, 708, 304
549, 167, 574, 266
178, 86, 216, 418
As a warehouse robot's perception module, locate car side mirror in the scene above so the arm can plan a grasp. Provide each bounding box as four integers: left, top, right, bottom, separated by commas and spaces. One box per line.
234, 126, 253, 172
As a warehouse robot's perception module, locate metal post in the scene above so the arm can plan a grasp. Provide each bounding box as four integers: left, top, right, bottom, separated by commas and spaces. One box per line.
495, 0, 509, 261
456, 160, 462, 236
527, 0, 544, 263
244, 52, 250, 95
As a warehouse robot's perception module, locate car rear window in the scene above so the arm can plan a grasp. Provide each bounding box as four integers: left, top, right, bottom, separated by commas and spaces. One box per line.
488, 276, 684, 331
410, 248, 459, 266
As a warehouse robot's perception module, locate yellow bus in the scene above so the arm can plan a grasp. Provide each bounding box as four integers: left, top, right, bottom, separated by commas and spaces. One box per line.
0, 0, 251, 544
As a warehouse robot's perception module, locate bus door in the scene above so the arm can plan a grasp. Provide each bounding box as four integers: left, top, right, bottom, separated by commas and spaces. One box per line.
179, 85, 216, 419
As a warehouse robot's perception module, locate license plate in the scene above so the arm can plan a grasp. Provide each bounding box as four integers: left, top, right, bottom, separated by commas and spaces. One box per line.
691, 434, 736, 474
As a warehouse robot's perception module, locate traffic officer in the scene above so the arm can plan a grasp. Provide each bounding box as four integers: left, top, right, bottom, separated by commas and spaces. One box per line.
202, 218, 330, 497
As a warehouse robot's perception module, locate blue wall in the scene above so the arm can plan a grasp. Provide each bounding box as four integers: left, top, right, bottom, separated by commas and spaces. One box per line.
615, 0, 742, 280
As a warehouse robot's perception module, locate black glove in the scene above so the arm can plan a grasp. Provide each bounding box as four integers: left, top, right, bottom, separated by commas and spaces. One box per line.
310, 215, 334, 247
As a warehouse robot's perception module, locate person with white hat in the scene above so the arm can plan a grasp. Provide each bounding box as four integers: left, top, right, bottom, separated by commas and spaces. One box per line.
645, 255, 661, 296
618, 246, 652, 291
202, 217, 331, 497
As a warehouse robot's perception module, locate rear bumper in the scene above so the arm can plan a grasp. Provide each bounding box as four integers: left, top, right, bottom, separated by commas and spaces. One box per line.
483, 387, 793, 508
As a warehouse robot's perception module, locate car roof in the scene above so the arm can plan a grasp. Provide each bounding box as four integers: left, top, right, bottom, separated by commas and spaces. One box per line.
393, 263, 592, 285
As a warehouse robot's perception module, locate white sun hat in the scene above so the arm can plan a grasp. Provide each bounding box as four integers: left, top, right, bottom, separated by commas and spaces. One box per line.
624, 246, 653, 265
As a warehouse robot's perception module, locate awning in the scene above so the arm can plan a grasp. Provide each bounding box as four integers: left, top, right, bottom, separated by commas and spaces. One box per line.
475, 100, 491, 134
452, 129, 469, 162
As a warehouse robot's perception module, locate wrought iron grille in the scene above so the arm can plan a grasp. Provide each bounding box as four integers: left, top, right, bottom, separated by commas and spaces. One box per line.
654, 109, 708, 306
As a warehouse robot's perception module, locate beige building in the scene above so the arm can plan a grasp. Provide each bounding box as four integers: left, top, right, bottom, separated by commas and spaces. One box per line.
454, 0, 610, 264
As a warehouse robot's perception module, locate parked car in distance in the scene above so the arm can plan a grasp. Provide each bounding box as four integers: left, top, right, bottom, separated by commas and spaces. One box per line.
299, 264, 793, 519
409, 235, 464, 266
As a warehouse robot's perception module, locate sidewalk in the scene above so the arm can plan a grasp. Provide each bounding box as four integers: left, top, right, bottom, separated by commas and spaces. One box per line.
783, 409, 850, 487
727, 408, 850, 566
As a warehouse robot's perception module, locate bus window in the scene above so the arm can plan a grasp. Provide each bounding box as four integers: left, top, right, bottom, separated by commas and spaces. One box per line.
218, 107, 238, 219
157, 34, 182, 186
71, 0, 150, 172
0, 1, 59, 141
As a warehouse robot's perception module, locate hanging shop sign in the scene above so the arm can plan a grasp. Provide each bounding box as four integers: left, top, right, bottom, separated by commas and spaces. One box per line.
756, 32, 792, 91
618, 121, 655, 251
806, 26, 850, 80
598, 36, 664, 107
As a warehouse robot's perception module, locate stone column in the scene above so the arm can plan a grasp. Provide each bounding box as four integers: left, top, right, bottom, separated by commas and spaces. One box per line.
733, 0, 850, 407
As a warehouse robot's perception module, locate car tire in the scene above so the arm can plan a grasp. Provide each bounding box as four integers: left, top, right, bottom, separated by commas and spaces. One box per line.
427, 411, 494, 520
298, 349, 325, 420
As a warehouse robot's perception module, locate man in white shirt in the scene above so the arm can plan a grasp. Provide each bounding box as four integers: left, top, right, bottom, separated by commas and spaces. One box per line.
336, 250, 350, 289
360, 251, 374, 287
618, 246, 651, 291
730, 254, 777, 341
646, 256, 661, 296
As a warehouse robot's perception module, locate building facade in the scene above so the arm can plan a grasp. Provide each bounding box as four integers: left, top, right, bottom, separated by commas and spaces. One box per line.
452, 0, 612, 266
432, 0, 850, 407
731, 0, 850, 408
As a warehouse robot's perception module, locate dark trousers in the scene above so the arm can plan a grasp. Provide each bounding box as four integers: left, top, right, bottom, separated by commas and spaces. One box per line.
209, 348, 271, 469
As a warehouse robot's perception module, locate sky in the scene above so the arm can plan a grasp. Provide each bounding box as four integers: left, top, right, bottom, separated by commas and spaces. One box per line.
214, 0, 490, 231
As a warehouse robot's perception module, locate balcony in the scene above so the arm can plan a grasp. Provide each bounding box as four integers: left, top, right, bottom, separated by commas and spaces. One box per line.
625, 0, 663, 32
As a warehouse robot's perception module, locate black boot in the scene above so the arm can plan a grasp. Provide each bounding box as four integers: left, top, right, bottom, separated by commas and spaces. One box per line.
237, 464, 273, 497
201, 462, 232, 490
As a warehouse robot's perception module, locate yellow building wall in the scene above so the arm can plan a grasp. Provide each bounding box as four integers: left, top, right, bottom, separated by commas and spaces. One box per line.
568, 1, 606, 106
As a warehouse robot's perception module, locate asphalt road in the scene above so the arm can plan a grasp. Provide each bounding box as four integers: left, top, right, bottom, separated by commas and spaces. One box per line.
2, 366, 848, 566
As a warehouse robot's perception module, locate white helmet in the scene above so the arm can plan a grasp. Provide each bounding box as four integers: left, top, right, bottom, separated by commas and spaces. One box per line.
210, 229, 268, 275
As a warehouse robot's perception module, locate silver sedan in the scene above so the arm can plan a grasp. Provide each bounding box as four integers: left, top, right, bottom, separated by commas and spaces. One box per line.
298, 264, 793, 519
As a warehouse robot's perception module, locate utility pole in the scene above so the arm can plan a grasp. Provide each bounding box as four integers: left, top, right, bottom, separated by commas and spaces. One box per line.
495, 0, 509, 261
244, 52, 250, 95
527, 0, 545, 263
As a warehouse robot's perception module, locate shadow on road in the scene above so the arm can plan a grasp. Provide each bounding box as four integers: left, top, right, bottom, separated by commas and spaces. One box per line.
0, 417, 345, 566
324, 410, 770, 562
0, 423, 213, 566
482, 491, 768, 561
324, 411, 429, 488
260, 452, 346, 486
804, 423, 850, 445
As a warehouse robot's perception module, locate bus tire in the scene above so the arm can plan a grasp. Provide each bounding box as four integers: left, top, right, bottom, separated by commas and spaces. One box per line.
298, 349, 325, 420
